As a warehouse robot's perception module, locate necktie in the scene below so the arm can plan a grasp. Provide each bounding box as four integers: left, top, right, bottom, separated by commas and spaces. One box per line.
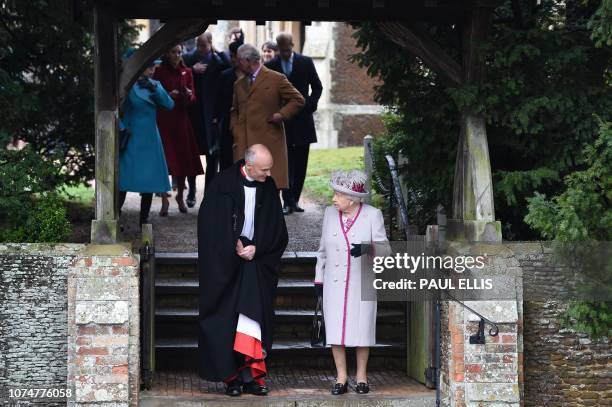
249, 74, 256, 86
283, 59, 292, 76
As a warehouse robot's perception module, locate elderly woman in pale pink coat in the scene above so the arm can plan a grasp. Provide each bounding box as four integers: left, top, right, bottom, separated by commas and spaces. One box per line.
314, 170, 390, 396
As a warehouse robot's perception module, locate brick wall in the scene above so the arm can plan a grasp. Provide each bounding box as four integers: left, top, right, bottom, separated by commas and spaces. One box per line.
67, 244, 140, 406
331, 23, 381, 105
0, 244, 84, 405
336, 114, 386, 147
328, 23, 384, 147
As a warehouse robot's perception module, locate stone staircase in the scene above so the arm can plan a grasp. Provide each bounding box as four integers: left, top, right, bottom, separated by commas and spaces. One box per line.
154, 251, 407, 371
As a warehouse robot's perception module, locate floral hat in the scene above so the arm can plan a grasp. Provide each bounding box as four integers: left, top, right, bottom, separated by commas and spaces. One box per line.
329, 169, 370, 198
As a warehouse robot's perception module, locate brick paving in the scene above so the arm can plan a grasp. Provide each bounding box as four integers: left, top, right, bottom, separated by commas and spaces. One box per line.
142, 367, 434, 400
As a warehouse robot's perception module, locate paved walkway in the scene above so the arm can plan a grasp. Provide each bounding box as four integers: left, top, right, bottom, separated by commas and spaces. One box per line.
140, 368, 435, 406
119, 161, 325, 253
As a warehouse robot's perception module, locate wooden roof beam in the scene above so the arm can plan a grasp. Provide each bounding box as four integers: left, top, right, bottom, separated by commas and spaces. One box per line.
119, 18, 209, 103
377, 21, 462, 87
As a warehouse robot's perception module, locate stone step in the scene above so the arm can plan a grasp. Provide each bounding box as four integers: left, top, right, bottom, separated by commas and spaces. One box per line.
155, 337, 405, 351
155, 307, 405, 321
156, 277, 316, 295
155, 251, 317, 278
154, 339, 407, 370
139, 393, 435, 407
140, 368, 435, 407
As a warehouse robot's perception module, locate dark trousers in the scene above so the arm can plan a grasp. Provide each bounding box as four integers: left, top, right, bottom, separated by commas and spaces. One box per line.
119, 191, 153, 224
187, 152, 219, 199
282, 144, 310, 207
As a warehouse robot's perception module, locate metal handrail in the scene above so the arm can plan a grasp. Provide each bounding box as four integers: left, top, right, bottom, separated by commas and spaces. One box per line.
372, 141, 500, 406
444, 292, 500, 338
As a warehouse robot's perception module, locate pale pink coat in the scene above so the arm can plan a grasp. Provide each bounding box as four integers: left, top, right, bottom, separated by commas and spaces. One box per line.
314, 204, 390, 346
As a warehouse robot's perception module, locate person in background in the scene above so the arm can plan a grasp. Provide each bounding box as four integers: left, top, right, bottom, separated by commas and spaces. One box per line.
223, 27, 245, 62
184, 32, 230, 205
216, 40, 244, 171
119, 56, 174, 224
230, 43, 305, 194
154, 44, 204, 214
266, 32, 323, 215
261, 41, 278, 64
314, 170, 391, 395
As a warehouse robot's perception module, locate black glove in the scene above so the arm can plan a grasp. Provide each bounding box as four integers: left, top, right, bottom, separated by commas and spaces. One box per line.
137, 77, 156, 93
350, 243, 372, 258
314, 284, 323, 298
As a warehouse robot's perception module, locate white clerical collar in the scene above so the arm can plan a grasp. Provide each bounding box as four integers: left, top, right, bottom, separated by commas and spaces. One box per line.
240, 164, 255, 182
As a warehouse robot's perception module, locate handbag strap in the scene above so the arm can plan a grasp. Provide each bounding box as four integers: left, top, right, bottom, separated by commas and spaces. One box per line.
314, 296, 323, 318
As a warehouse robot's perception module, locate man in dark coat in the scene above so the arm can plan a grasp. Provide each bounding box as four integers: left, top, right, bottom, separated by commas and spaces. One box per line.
198, 144, 288, 397
265, 32, 323, 214
183, 32, 230, 205
216, 40, 243, 171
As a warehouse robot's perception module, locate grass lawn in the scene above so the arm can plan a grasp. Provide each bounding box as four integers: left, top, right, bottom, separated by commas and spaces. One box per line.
59, 183, 95, 205
304, 146, 367, 204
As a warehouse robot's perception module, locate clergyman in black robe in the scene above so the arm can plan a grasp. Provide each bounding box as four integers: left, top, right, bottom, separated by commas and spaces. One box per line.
197, 144, 288, 396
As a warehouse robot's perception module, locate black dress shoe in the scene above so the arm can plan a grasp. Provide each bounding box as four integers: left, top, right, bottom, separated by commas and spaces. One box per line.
242, 381, 269, 396
282, 205, 293, 215
291, 204, 305, 213
225, 380, 242, 397
355, 382, 370, 394
186, 196, 196, 208
331, 382, 348, 395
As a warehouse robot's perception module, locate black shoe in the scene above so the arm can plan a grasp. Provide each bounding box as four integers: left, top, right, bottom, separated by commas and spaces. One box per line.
331, 382, 348, 395
282, 205, 293, 215
355, 382, 370, 394
225, 380, 242, 397
291, 204, 305, 213
242, 381, 269, 396
186, 195, 196, 208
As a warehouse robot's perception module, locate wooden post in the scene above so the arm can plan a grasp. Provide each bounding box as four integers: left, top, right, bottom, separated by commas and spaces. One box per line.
91, 4, 119, 243
448, 2, 502, 242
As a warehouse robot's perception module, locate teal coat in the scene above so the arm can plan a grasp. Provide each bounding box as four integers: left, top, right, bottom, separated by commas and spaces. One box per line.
119, 79, 174, 193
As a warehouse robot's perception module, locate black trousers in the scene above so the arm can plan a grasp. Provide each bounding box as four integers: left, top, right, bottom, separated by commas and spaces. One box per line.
119, 191, 153, 223
282, 144, 310, 207
187, 152, 218, 199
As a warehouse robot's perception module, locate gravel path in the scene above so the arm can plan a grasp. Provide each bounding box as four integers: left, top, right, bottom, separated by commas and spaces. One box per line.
119, 172, 325, 253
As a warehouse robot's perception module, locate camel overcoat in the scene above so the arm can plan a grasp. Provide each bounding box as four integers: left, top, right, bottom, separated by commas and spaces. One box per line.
230, 65, 305, 189
314, 204, 391, 347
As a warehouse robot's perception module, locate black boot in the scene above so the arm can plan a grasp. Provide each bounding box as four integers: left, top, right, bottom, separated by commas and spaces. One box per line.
186, 176, 196, 208
139, 193, 153, 225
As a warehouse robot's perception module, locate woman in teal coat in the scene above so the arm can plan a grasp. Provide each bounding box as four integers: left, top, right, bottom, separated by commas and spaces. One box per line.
119, 61, 174, 225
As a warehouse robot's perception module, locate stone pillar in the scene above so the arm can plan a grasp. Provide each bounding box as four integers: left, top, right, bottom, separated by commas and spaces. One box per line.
443, 300, 522, 407
67, 244, 140, 406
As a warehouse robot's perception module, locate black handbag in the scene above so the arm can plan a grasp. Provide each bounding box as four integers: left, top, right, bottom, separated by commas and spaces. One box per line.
119, 127, 131, 152
310, 295, 326, 347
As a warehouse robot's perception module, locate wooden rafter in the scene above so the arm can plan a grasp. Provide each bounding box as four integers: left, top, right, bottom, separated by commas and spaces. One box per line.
119, 18, 210, 103
377, 21, 462, 87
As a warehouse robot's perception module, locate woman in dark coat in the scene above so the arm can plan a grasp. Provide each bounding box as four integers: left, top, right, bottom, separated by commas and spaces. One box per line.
154, 44, 204, 214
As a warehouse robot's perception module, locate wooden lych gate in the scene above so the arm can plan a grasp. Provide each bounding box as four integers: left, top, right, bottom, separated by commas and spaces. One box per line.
86, 0, 504, 394
88, 0, 502, 245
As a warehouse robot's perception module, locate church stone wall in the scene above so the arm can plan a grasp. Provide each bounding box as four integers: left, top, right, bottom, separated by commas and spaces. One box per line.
0, 243, 83, 405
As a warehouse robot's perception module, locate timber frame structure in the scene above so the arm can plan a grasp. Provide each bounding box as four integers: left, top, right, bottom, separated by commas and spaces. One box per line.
88, 0, 502, 243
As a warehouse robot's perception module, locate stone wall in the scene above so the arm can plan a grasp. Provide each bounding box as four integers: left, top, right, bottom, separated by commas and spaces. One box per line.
523, 303, 611, 406
0, 243, 84, 405
438, 242, 611, 406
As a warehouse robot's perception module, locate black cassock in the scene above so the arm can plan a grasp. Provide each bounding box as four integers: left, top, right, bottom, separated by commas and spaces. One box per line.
197, 160, 288, 381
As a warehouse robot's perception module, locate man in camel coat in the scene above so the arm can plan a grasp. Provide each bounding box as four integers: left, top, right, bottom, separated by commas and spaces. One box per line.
230, 43, 305, 190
